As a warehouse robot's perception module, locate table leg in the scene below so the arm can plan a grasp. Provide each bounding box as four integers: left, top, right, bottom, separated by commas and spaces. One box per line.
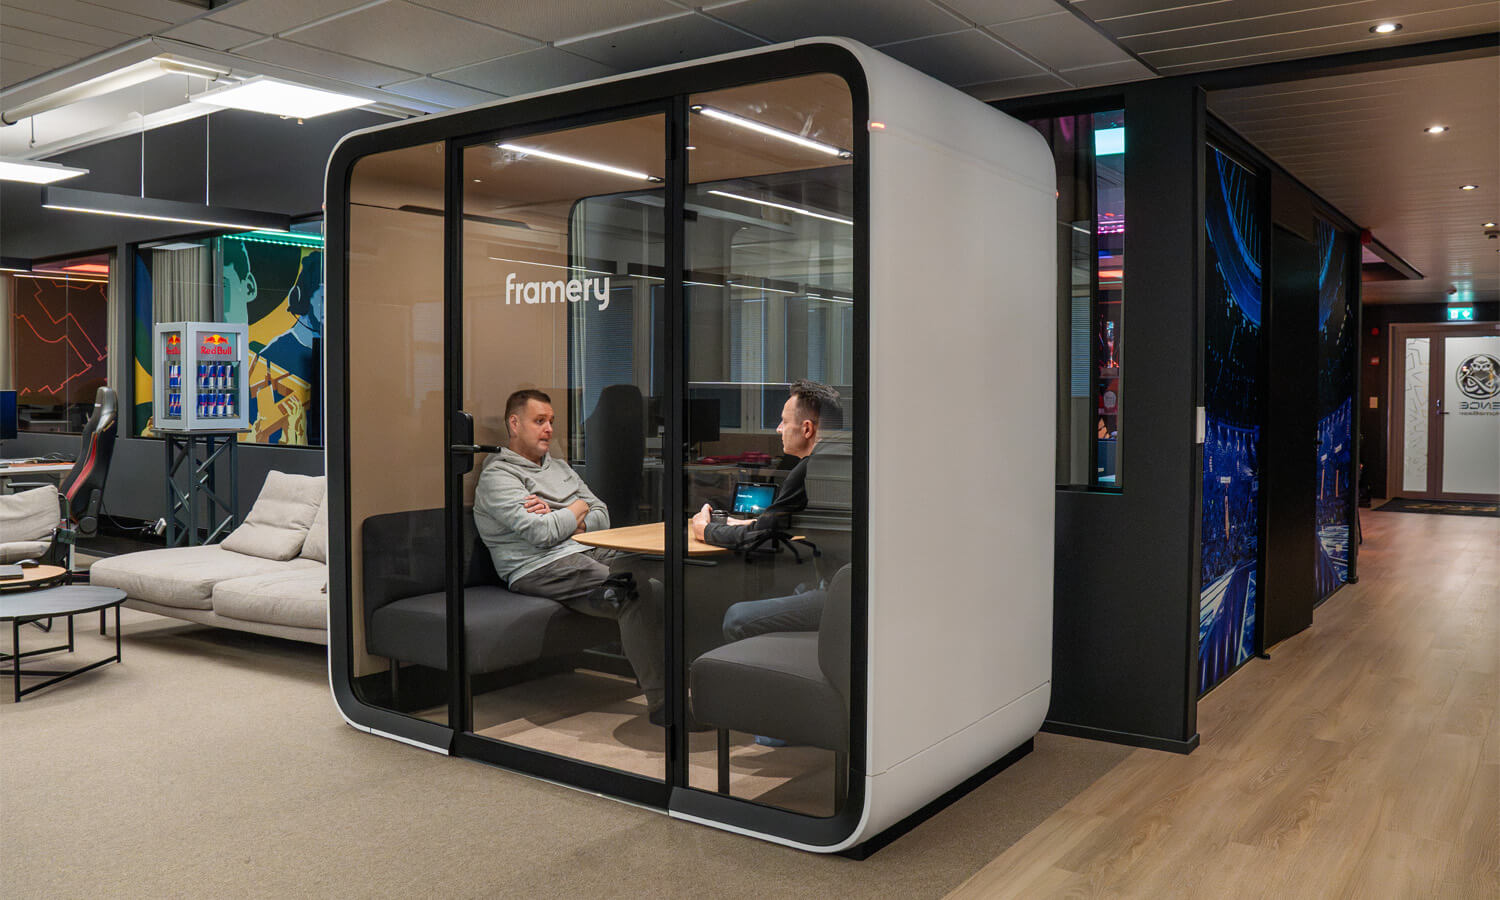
67, 614, 74, 652
11, 620, 19, 703
100, 609, 105, 636
114, 605, 121, 661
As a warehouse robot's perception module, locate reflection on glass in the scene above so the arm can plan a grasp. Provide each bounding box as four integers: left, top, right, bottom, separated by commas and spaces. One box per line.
1027, 109, 1125, 488
6, 253, 111, 434
682, 73, 856, 817
346, 141, 449, 725
462, 115, 668, 781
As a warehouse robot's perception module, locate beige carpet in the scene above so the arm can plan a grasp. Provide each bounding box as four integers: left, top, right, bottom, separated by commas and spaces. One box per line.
0, 609, 1131, 899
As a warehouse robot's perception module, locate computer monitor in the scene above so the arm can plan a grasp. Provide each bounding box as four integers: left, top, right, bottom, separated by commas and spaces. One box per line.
0, 390, 17, 441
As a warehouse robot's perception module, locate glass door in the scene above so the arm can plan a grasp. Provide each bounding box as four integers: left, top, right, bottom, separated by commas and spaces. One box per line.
1438, 332, 1500, 498
451, 108, 672, 794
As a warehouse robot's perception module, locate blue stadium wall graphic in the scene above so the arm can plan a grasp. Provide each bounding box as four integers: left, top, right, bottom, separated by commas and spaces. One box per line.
1200, 147, 1263, 695
1314, 218, 1354, 600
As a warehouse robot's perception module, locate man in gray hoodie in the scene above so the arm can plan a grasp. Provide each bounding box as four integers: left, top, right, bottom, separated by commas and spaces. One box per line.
473, 389, 664, 721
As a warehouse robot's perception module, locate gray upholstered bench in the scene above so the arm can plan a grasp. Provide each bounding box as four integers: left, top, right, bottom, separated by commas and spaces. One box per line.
361, 507, 617, 702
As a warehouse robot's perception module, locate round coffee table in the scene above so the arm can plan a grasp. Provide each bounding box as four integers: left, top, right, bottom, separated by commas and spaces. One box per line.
1, 585, 126, 701
0, 564, 67, 592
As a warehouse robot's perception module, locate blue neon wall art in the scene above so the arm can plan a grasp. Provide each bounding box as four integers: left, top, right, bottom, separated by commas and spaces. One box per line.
1314, 218, 1354, 599
1200, 147, 1264, 695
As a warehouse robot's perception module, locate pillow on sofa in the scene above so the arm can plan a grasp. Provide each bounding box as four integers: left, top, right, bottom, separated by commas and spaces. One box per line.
300, 489, 328, 563
0, 484, 58, 544
222, 472, 324, 561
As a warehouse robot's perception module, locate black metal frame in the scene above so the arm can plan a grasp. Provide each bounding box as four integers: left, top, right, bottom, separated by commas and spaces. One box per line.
2, 600, 122, 701
326, 43, 871, 847
163, 431, 241, 546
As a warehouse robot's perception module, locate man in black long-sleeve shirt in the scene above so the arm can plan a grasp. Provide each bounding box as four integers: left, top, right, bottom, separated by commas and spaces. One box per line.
690, 380, 841, 639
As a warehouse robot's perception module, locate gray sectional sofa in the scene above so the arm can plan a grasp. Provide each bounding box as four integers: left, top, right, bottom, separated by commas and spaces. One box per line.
90, 472, 330, 644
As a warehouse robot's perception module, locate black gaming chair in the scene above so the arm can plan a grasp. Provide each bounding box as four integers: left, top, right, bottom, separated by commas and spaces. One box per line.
57, 386, 118, 538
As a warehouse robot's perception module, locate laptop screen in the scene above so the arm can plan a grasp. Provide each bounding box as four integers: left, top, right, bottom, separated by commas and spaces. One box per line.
732, 482, 777, 516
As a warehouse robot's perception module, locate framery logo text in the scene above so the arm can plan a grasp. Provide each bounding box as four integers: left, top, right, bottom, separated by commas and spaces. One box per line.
505, 273, 611, 312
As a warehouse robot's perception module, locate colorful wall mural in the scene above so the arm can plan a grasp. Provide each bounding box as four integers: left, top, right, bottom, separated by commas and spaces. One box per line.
11, 275, 109, 429
1200, 146, 1264, 695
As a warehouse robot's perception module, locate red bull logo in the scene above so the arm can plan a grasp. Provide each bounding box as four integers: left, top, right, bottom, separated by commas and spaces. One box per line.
166, 334, 181, 355
199, 334, 234, 356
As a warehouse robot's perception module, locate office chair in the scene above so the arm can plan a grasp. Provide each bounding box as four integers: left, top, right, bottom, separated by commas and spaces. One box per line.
583, 384, 645, 526
56, 386, 118, 539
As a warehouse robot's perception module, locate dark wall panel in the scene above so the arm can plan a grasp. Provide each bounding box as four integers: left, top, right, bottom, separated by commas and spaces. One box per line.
1000, 81, 1204, 750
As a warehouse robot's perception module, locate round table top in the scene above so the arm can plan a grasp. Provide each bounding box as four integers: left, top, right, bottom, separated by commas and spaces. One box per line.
0, 564, 67, 591
0, 585, 126, 620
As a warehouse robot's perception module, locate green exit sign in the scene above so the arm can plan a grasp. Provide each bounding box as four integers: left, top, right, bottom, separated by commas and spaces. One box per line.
1448, 306, 1474, 321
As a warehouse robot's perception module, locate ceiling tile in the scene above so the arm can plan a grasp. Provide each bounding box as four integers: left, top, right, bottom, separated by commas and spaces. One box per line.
1060, 57, 1156, 87
0, 8, 139, 48
0, 41, 76, 69
286, 1, 537, 73
559, 13, 766, 72
162, 18, 266, 51
989, 12, 1134, 70
3, 0, 170, 35
943, 0, 1069, 28
440, 47, 617, 97
963, 70, 1072, 102
208, 0, 373, 35
84, 0, 210, 23
880, 29, 1047, 87
1117, 0, 1499, 52
1, 61, 48, 88
403, 0, 684, 43
709, 0, 968, 46
233, 37, 417, 88
1, 25, 109, 57
380, 75, 503, 108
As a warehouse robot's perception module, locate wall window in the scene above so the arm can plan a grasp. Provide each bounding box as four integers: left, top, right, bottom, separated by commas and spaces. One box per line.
134, 227, 324, 444
4, 253, 111, 433
1028, 110, 1125, 489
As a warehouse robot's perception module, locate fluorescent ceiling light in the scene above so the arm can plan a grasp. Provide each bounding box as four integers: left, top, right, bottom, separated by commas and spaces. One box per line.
192, 76, 370, 119
691, 105, 851, 159
42, 187, 290, 232
498, 143, 661, 182
707, 190, 853, 226
0, 157, 89, 184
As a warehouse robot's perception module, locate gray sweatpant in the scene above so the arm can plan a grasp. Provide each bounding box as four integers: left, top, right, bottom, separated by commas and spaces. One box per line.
508, 548, 664, 710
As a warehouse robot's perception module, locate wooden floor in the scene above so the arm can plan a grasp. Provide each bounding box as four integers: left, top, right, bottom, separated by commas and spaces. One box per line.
949, 509, 1499, 899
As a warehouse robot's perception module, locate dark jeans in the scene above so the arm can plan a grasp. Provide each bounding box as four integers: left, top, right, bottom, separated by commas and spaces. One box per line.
722, 586, 826, 642
508, 548, 664, 710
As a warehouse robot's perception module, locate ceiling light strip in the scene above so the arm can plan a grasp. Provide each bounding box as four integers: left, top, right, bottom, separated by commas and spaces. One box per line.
0, 157, 90, 185
707, 190, 853, 226
498, 143, 661, 182
691, 105, 851, 159
41, 187, 289, 233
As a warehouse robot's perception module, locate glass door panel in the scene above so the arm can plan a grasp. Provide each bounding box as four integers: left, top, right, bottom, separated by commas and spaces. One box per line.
1401, 337, 1431, 493
1440, 334, 1500, 496
346, 141, 449, 723
460, 113, 668, 780
682, 74, 857, 816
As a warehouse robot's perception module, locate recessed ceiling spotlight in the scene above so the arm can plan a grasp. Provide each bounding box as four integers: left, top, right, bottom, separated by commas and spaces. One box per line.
1485, 221, 1497, 228
1460, 184, 1478, 190
1425, 125, 1449, 134
1370, 22, 1402, 34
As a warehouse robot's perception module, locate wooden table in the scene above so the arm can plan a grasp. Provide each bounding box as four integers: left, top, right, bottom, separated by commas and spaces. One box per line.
0, 565, 67, 592
572, 523, 728, 557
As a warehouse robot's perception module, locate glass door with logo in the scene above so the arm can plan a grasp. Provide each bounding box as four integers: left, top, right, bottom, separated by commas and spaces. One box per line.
1391, 323, 1500, 501
452, 108, 672, 795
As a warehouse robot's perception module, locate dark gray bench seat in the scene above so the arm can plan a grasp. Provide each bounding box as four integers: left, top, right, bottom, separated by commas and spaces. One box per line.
362, 507, 616, 677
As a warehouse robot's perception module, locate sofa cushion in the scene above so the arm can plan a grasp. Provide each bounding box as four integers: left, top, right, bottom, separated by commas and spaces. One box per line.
212, 568, 330, 631
0, 541, 50, 564
299, 490, 328, 563
222, 472, 324, 561
0, 485, 57, 544
89, 545, 321, 610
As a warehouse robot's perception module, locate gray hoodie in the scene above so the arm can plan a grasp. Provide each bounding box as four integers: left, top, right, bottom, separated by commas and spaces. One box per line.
472, 446, 610, 583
